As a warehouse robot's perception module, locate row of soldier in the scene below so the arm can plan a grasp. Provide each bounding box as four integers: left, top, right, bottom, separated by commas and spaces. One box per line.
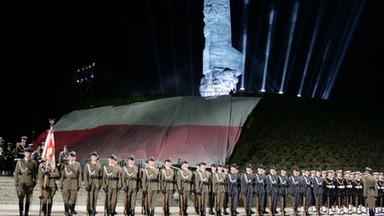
12, 145, 382, 216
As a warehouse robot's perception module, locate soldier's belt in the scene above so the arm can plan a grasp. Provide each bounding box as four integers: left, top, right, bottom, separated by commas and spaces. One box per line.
327, 185, 335, 189
182, 179, 192, 184
380, 187, 384, 189
165, 180, 175, 183
106, 176, 119, 181
217, 182, 225, 185
246, 182, 253, 185
126, 176, 138, 181
148, 179, 158, 183
202, 182, 210, 185
90, 175, 101, 179
64, 177, 78, 179
355, 186, 362, 189
337, 186, 345, 189
20, 173, 32, 176
346, 185, 353, 188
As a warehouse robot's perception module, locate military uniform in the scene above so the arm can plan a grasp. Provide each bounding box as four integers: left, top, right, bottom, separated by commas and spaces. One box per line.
377, 173, 384, 213
241, 164, 254, 216
38, 161, 60, 216
227, 164, 241, 216
289, 168, 302, 216
58, 146, 69, 172
177, 160, 193, 216
255, 165, 267, 215
212, 164, 227, 215
364, 167, 378, 216
14, 147, 37, 216
122, 155, 139, 216
266, 166, 279, 216
195, 161, 211, 216
278, 168, 289, 215
335, 170, 346, 214
141, 156, 159, 216
313, 171, 325, 213
15, 136, 28, 159
353, 172, 364, 213
324, 170, 336, 214
83, 151, 103, 215
60, 151, 82, 216
102, 154, 122, 216
302, 170, 312, 215
160, 158, 175, 216
344, 171, 354, 213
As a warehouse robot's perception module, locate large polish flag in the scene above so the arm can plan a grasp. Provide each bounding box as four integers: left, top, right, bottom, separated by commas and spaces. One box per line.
34, 95, 260, 166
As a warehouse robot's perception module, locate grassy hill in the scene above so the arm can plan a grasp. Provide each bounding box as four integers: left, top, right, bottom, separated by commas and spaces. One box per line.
228, 93, 384, 172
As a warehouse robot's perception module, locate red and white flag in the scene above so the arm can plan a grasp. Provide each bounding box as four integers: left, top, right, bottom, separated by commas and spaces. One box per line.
41, 127, 56, 170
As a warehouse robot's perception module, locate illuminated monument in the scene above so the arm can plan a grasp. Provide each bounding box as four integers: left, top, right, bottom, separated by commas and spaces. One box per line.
199, 0, 243, 97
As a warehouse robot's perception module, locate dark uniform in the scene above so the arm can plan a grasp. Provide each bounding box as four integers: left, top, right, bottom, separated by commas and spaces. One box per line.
289, 168, 302, 216
60, 151, 82, 216
324, 170, 336, 214
177, 160, 193, 216
160, 158, 176, 216
38, 160, 60, 216
335, 170, 346, 214
255, 165, 267, 215
266, 166, 279, 216
122, 155, 139, 216
344, 171, 354, 213
102, 154, 122, 216
227, 163, 241, 216
83, 151, 103, 216
14, 147, 37, 216
313, 171, 325, 213
241, 164, 254, 216
278, 168, 289, 215
3, 142, 14, 176
302, 170, 312, 215
141, 156, 160, 216
377, 173, 384, 213
353, 172, 364, 213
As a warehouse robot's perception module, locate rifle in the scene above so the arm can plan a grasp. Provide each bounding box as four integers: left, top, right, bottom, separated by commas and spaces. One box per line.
269, 195, 273, 216
124, 190, 127, 216
315, 195, 319, 216
39, 170, 48, 216
198, 193, 201, 216
214, 193, 217, 216
162, 192, 165, 216
303, 195, 307, 216
347, 196, 350, 215
293, 195, 296, 216
180, 191, 184, 216
104, 189, 108, 216
86, 188, 90, 216
255, 195, 259, 216
244, 194, 248, 216
327, 196, 330, 216
229, 194, 232, 216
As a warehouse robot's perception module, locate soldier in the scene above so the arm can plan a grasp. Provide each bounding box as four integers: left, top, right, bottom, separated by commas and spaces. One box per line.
160, 158, 176, 216
141, 156, 160, 216
83, 151, 103, 216
0, 137, 4, 176
58, 145, 69, 172
344, 170, 354, 214
32, 142, 45, 165
377, 173, 384, 213
3, 142, 14, 176
266, 166, 279, 216
364, 167, 378, 216
177, 160, 194, 216
289, 167, 302, 216
140, 160, 148, 215
122, 155, 139, 216
60, 151, 82, 216
14, 147, 37, 216
195, 161, 211, 216
227, 163, 240, 216
39, 159, 60, 216
209, 163, 217, 215
15, 136, 28, 159
324, 170, 336, 215
212, 163, 227, 216
321, 170, 328, 213
313, 170, 325, 214
102, 154, 122, 216
193, 162, 201, 215
335, 169, 346, 214
302, 169, 312, 216
278, 167, 289, 215
241, 164, 254, 216
255, 164, 267, 215
223, 165, 230, 215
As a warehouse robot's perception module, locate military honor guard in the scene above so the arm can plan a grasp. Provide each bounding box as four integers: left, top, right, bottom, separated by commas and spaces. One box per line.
60, 151, 82, 216
14, 146, 37, 216
290, 167, 302, 216
324, 170, 336, 215
195, 161, 211, 216
241, 164, 254, 216
160, 158, 176, 216
122, 155, 139, 216
141, 156, 160, 216
193, 162, 202, 215
223, 165, 230, 215
278, 167, 289, 216
343, 171, 353, 214
255, 164, 267, 215
313, 170, 325, 215
83, 151, 103, 216
377, 173, 384, 213
212, 163, 227, 216
364, 167, 378, 216
209, 163, 217, 215
335, 170, 346, 214
58, 145, 69, 172
227, 163, 241, 216
177, 160, 194, 216
102, 154, 122, 216
302, 169, 312, 216
39, 159, 60, 216
352, 171, 364, 214
266, 166, 279, 216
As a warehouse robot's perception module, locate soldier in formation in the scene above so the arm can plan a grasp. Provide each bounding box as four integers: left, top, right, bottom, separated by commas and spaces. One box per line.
83, 151, 103, 216
39, 158, 60, 216
122, 155, 139, 216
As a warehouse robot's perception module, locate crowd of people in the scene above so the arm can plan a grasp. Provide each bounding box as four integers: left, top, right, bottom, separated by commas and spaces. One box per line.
1, 136, 383, 216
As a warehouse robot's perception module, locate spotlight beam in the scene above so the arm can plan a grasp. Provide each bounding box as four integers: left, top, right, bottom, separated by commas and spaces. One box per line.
261, 5, 275, 92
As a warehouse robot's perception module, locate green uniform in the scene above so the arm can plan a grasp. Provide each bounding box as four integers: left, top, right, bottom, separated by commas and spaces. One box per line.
38, 163, 60, 215
102, 163, 122, 214
122, 164, 139, 215
60, 161, 82, 215
14, 157, 38, 216
141, 165, 160, 216
83, 160, 103, 214
195, 169, 211, 215
212, 171, 227, 215
364, 174, 378, 211
160, 166, 176, 216
177, 167, 194, 215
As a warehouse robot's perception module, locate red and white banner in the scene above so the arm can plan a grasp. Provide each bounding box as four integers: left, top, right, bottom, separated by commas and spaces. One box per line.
41, 128, 56, 170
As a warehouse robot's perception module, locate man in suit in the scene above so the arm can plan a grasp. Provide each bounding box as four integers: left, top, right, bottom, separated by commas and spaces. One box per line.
83, 151, 103, 216
14, 147, 37, 216
364, 167, 378, 216
60, 151, 82, 216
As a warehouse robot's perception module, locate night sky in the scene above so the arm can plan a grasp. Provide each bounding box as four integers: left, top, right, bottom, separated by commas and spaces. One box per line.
1, 0, 383, 143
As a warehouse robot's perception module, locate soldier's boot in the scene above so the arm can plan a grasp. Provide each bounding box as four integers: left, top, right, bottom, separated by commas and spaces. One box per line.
42, 203, 47, 216
369, 208, 375, 216
19, 201, 24, 216
223, 208, 229, 215
66, 204, 72, 216
132, 209, 136, 216
48, 203, 53, 216
24, 201, 30, 216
